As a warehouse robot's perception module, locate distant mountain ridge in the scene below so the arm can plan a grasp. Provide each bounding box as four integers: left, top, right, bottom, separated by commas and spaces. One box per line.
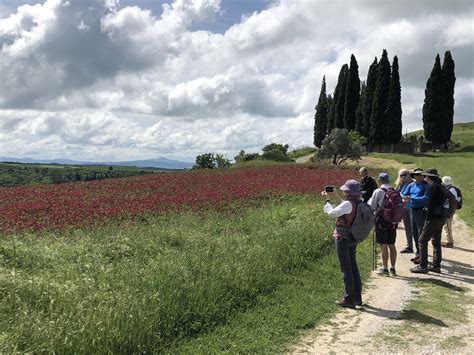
0, 156, 193, 170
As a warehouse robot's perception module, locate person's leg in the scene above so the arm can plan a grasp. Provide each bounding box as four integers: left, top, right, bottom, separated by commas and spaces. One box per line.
380, 244, 389, 269
350, 241, 362, 304
389, 244, 397, 268
444, 216, 454, 244
410, 209, 420, 255
335, 238, 355, 304
403, 208, 413, 251
413, 208, 426, 256
432, 218, 445, 268
418, 220, 433, 269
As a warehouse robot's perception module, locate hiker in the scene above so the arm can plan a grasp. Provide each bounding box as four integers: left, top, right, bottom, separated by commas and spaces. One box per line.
359, 167, 377, 203
410, 169, 447, 274
322, 180, 363, 308
401, 168, 428, 263
441, 176, 460, 248
368, 172, 398, 276
396, 169, 414, 254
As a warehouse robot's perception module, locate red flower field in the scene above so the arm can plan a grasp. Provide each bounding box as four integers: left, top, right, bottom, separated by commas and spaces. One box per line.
0, 166, 355, 233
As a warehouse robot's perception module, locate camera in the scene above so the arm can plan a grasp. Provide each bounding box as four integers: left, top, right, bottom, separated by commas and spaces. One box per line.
324, 186, 334, 193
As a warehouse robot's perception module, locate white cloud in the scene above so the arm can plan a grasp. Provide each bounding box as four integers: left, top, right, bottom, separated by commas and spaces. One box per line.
0, 0, 473, 161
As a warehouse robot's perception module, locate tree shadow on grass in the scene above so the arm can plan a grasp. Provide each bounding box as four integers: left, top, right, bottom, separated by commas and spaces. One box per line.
457, 145, 474, 153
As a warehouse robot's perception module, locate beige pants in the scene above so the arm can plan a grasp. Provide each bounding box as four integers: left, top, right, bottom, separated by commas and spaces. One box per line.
444, 215, 454, 244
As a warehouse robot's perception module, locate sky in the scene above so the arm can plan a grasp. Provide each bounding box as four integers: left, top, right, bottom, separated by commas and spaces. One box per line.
0, 0, 473, 162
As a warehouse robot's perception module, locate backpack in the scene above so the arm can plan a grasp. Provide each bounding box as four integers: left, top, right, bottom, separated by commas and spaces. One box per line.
347, 201, 375, 243
442, 186, 457, 218
450, 186, 463, 210
380, 187, 405, 227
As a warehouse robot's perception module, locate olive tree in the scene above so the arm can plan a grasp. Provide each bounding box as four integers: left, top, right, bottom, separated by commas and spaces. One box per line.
316, 128, 365, 165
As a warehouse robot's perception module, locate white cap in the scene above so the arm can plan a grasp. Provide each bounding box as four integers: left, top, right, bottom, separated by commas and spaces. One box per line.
442, 176, 453, 186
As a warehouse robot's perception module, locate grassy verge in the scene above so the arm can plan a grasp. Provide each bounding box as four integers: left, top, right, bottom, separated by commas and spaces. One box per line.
288, 147, 317, 159
370, 279, 473, 351
1, 195, 372, 353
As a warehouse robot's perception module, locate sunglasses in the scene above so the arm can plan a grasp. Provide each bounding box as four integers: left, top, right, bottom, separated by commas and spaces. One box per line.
399, 174, 407, 177
413, 173, 421, 176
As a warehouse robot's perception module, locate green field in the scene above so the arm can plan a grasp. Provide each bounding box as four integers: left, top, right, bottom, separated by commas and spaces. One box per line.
0, 162, 167, 187
0, 195, 372, 353
369, 122, 474, 227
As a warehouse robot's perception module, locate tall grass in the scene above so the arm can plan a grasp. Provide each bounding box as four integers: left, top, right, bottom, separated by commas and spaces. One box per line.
1, 195, 370, 353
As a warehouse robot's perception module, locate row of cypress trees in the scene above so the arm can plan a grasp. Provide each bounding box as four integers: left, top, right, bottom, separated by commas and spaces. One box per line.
423, 51, 456, 148
314, 50, 402, 147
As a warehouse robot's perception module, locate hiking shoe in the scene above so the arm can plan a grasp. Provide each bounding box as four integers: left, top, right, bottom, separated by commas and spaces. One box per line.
441, 242, 454, 248
428, 264, 441, 273
400, 247, 413, 254
390, 268, 397, 276
375, 268, 389, 276
413, 258, 422, 265
335, 298, 356, 309
410, 255, 420, 262
355, 300, 363, 306
410, 265, 428, 274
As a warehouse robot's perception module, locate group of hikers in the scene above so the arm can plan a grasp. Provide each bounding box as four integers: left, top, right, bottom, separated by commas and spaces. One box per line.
322, 167, 463, 308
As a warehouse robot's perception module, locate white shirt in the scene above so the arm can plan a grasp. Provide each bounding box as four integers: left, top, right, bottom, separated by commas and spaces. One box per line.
368, 184, 390, 212
324, 200, 353, 218
447, 186, 459, 201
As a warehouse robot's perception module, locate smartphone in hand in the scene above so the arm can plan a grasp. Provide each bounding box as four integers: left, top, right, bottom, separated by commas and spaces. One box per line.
324, 186, 334, 193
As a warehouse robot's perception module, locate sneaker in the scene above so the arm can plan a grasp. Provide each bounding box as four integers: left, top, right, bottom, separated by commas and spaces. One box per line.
410, 265, 428, 274
400, 248, 413, 254
390, 268, 397, 276
335, 298, 356, 309
375, 268, 389, 276
428, 264, 441, 273
355, 300, 363, 306
441, 242, 454, 248
413, 258, 421, 265
410, 255, 420, 262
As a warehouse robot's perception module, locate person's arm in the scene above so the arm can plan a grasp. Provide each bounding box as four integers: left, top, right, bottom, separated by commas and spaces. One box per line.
324, 200, 352, 218
401, 183, 410, 197
449, 187, 458, 200
410, 184, 428, 204
368, 189, 381, 211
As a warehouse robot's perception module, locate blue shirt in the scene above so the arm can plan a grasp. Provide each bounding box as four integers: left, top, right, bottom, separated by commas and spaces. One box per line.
402, 181, 428, 209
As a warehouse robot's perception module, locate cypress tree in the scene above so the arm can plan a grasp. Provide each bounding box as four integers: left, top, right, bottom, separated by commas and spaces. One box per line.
423, 54, 448, 146
313, 76, 329, 148
370, 50, 391, 144
362, 58, 378, 138
343, 54, 360, 131
335, 64, 348, 129
385, 55, 402, 144
441, 51, 456, 148
326, 94, 334, 133
355, 81, 366, 133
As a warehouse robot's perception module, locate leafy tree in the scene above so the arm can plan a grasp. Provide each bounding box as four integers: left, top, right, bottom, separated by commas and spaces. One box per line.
441, 50, 456, 148
370, 50, 391, 143
261, 143, 292, 162
355, 81, 366, 133
234, 150, 259, 162
313, 76, 329, 148
334, 64, 349, 129
316, 128, 365, 165
385, 55, 402, 143
362, 58, 378, 138
193, 153, 231, 169
343, 54, 360, 131
423, 54, 448, 147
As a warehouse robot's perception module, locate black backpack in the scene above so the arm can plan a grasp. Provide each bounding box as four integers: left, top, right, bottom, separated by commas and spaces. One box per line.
450, 186, 463, 210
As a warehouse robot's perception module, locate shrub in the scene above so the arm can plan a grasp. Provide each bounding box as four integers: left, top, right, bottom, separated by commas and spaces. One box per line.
316, 128, 365, 165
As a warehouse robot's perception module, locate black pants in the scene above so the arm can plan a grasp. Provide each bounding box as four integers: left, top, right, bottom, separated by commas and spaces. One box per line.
335, 238, 362, 304
419, 217, 446, 268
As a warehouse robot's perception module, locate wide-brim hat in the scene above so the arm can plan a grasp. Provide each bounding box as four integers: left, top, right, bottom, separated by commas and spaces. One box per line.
410, 168, 424, 177
422, 168, 439, 177
340, 179, 362, 196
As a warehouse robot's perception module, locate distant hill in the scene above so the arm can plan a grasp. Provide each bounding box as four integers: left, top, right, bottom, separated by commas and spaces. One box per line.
408, 122, 473, 147
0, 156, 193, 170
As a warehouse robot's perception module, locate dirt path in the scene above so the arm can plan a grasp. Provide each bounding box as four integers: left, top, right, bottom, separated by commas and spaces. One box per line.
291, 215, 474, 354
295, 154, 416, 171
295, 154, 315, 164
